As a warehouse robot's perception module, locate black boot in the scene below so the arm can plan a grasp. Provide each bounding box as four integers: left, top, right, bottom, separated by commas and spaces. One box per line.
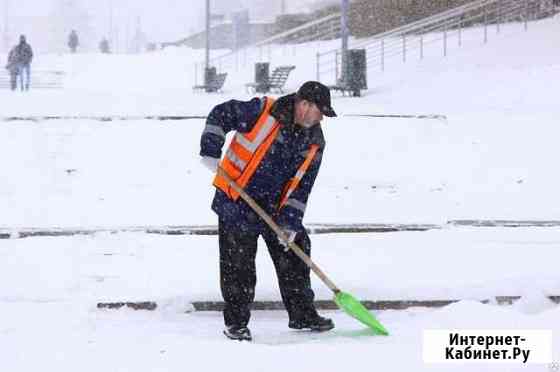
223, 326, 252, 341
289, 315, 334, 332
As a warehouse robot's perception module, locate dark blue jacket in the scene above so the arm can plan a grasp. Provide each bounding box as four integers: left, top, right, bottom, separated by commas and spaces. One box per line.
12, 42, 33, 65
200, 93, 325, 233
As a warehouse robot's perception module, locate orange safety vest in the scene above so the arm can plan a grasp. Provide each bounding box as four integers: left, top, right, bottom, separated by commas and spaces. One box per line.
213, 97, 319, 210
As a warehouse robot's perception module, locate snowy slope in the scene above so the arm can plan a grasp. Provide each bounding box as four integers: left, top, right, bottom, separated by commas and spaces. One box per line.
2, 16, 560, 227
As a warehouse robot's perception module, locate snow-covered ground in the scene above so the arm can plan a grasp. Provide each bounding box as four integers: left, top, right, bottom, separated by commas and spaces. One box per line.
3, 227, 560, 303
1, 16, 560, 227
2, 301, 558, 372
2, 112, 558, 227
1, 228, 559, 371
0, 14, 559, 371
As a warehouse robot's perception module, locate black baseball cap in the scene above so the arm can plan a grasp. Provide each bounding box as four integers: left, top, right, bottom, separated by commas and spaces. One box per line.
296, 81, 337, 117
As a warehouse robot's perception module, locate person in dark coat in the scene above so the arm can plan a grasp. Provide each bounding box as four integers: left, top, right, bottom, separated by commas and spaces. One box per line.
199, 81, 337, 341
68, 30, 79, 53
15, 35, 33, 91
6, 35, 33, 91
99, 37, 110, 54
5, 47, 19, 91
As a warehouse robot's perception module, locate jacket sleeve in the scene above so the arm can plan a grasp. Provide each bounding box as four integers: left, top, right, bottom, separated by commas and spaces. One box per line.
275, 148, 324, 233
199, 97, 264, 159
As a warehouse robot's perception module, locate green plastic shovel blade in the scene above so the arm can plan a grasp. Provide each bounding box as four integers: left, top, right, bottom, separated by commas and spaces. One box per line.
334, 291, 389, 336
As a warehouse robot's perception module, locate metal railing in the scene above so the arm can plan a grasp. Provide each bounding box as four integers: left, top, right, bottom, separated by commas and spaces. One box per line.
193, 12, 341, 86
316, 0, 556, 84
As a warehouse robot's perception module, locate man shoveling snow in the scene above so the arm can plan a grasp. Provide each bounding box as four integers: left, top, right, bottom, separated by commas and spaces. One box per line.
199, 81, 337, 341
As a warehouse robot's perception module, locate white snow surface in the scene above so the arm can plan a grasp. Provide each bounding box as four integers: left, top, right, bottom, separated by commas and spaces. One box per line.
1, 17, 560, 226
1, 228, 559, 371
0, 15, 559, 371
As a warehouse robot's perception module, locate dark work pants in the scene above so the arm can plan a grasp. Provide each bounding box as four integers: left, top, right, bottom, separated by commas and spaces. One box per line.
219, 218, 318, 328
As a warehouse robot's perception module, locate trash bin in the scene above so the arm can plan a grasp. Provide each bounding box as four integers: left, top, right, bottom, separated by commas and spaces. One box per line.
204, 67, 216, 86
255, 62, 269, 93
345, 49, 367, 97
204, 66, 217, 93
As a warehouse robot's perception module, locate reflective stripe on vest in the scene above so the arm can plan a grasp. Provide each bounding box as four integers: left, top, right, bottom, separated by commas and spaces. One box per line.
278, 143, 319, 210
213, 97, 279, 200
213, 97, 320, 207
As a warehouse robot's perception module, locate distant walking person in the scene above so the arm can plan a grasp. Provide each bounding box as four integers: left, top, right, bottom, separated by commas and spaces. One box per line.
68, 30, 79, 53
5, 47, 19, 91
99, 37, 110, 54
5, 35, 33, 91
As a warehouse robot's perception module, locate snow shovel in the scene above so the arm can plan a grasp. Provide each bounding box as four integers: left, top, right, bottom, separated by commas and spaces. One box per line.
217, 167, 389, 336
